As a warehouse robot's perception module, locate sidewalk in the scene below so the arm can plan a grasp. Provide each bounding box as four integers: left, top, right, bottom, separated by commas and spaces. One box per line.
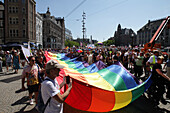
0, 67, 38, 113
0, 66, 169, 113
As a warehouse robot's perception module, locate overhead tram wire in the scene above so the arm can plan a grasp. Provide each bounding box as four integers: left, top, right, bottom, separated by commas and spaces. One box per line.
74, 0, 128, 21
65, 0, 87, 18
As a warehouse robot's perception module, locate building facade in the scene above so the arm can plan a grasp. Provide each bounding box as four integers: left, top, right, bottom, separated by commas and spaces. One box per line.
0, 1, 5, 44
4, 0, 36, 44
65, 28, 73, 41
114, 24, 136, 47
36, 12, 43, 48
137, 17, 170, 47
40, 8, 65, 49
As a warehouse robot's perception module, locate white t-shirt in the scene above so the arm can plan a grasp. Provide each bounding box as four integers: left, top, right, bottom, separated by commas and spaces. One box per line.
41, 77, 63, 113
88, 54, 93, 65
147, 55, 158, 64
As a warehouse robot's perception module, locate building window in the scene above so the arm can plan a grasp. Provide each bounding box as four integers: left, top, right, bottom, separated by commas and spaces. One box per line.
13, 7, 15, 13
13, 18, 16, 24
16, 7, 18, 13
0, 20, 3, 27
47, 38, 51, 42
23, 18, 25, 25
16, 18, 18, 24
13, 29, 15, 37
54, 39, 56, 42
9, 7, 12, 13
22, 8, 26, 14
16, 30, 18, 37
0, 12, 3, 18
9, 29, 18, 37
9, 30, 12, 37
0, 28, 4, 37
23, 30, 25, 37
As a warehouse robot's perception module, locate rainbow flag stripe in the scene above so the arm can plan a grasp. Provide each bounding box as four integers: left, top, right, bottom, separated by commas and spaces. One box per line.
45, 52, 152, 112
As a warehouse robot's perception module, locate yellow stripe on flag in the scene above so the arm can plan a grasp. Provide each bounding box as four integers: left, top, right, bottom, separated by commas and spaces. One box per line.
84, 73, 115, 91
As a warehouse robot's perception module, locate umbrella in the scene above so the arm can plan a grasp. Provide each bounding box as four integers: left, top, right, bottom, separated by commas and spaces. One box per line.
97, 41, 103, 45
76, 49, 83, 53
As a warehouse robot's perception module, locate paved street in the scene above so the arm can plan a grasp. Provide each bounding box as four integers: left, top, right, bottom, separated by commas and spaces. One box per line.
0, 66, 169, 113
0, 67, 37, 113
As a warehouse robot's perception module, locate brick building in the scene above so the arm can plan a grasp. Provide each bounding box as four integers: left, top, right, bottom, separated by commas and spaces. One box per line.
114, 24, 136, 47
40, 8, 65, 49
137, 17, 170, 47
4, 0, 36, 44
0, 1, 5, 44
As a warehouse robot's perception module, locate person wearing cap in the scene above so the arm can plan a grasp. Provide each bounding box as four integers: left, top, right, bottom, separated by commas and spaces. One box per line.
146, 50, 159, 72
5, 51, 13, 72
148, 56, 170, 106
41, 60, 72, 113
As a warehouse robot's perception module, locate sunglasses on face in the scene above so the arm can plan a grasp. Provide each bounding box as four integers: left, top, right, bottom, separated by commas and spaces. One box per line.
31, 59, 35, 62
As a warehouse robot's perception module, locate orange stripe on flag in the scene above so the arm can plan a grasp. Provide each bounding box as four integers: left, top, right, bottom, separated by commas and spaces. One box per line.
87, 87, 115, 112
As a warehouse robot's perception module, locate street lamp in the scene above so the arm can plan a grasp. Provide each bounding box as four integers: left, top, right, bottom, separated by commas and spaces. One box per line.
131, 33, 134, 48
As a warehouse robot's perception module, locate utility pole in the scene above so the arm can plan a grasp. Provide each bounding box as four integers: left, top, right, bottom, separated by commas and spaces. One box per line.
82, 12, 86, 46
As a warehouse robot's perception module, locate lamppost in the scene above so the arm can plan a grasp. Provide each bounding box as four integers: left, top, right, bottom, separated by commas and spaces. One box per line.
82, 12, 86, 47
131, 33, 134, 48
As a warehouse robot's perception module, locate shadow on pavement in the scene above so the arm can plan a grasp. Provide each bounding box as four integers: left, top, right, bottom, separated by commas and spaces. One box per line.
15, 88, 28, 93
0, 75, 21, 83
14, 105, 38, 113
11, 96, 29, 106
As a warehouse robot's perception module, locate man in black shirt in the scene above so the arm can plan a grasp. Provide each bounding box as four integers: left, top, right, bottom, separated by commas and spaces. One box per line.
148, 56, 170, 106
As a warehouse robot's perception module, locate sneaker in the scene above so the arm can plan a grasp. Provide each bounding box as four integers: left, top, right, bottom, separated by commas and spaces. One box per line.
29, 99, 34, 105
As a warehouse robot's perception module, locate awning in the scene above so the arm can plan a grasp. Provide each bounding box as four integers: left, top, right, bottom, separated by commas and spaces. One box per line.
30, 42, 35, 45
31, 47, 35, 49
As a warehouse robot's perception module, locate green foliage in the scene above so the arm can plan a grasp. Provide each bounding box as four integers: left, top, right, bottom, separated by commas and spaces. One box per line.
94, 43, 98, 46
65, 40, 80, 47
103, 40, 115, 46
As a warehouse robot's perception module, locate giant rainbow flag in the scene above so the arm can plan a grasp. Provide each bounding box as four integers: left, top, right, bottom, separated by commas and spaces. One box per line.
45, 51, 152, 112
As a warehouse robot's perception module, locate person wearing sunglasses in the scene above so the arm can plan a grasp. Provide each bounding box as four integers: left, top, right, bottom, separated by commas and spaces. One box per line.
21, 56, 45, 105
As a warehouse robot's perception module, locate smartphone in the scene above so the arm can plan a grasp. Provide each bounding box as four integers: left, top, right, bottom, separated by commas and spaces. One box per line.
66, 76, 70, 84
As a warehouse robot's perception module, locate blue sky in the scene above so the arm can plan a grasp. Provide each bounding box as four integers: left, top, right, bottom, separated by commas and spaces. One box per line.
2, 0, 170, 42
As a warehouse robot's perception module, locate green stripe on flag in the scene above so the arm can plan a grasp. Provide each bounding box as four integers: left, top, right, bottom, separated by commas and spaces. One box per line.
97, 68, 127, 91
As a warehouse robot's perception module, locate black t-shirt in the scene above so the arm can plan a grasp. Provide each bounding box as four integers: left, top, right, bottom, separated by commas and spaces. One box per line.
93, 52, 98, 62
143, 57, 149, 66
152, 63, 164, 83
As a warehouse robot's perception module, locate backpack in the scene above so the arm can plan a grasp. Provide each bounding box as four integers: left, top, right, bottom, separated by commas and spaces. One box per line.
36, 64, 44, 83
37, 78, 51, 113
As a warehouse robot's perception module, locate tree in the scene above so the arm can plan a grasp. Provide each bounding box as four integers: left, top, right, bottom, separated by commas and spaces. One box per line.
65, 40, 79, 47
103, 40, 115, 46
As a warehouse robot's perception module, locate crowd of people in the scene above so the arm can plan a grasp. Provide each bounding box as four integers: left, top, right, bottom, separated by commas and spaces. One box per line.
0, 46, 170, 112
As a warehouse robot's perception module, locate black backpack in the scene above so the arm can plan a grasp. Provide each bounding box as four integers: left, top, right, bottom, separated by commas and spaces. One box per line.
36, 64, 44, 83
37, 78, 51, 113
